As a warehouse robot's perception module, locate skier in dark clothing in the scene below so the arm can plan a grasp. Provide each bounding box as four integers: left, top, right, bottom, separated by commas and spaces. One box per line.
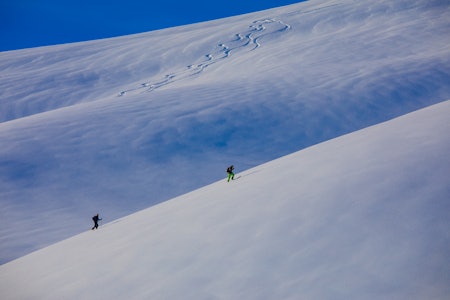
92, 213, 102, 230
226, 165, 235, 182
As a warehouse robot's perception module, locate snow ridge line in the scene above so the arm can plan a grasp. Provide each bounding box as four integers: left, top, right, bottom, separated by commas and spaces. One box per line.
118, 18, 290, 97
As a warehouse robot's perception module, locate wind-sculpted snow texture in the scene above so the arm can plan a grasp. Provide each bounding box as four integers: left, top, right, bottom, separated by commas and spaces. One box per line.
0, 0, 450, 264
119, 18, 291, 96
0, 100, 449, 299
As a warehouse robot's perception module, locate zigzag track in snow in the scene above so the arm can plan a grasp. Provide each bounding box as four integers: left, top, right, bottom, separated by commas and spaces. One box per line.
118, 18, 290, 97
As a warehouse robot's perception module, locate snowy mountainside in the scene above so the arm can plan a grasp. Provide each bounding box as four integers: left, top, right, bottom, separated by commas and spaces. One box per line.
1, 0, 450, 264
0, 100, 449, 299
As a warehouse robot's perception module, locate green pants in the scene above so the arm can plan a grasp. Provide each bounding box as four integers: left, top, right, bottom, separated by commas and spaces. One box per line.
227, 172, 234, 182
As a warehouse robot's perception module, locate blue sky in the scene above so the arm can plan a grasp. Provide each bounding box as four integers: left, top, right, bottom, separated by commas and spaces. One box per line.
0, 0, 303, 52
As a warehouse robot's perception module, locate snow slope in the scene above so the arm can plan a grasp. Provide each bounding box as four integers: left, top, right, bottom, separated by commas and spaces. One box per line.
1, 99, 449, 300
1, 0, 450, 264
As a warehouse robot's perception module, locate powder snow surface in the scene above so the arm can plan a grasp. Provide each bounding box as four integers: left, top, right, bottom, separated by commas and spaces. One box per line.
0, 1, 449, 297
1, 99, 449, 299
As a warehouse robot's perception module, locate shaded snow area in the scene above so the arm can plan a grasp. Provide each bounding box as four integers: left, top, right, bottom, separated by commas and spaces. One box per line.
0, 0, 449, 285
1, 100, 449, 299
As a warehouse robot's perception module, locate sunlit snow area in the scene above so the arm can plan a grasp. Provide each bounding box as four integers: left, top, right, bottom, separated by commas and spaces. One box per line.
0, 0, 449, 298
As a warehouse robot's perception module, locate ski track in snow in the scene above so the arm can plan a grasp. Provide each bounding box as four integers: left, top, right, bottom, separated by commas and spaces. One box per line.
1, 0, 449, 267
118, 18, 290, 97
